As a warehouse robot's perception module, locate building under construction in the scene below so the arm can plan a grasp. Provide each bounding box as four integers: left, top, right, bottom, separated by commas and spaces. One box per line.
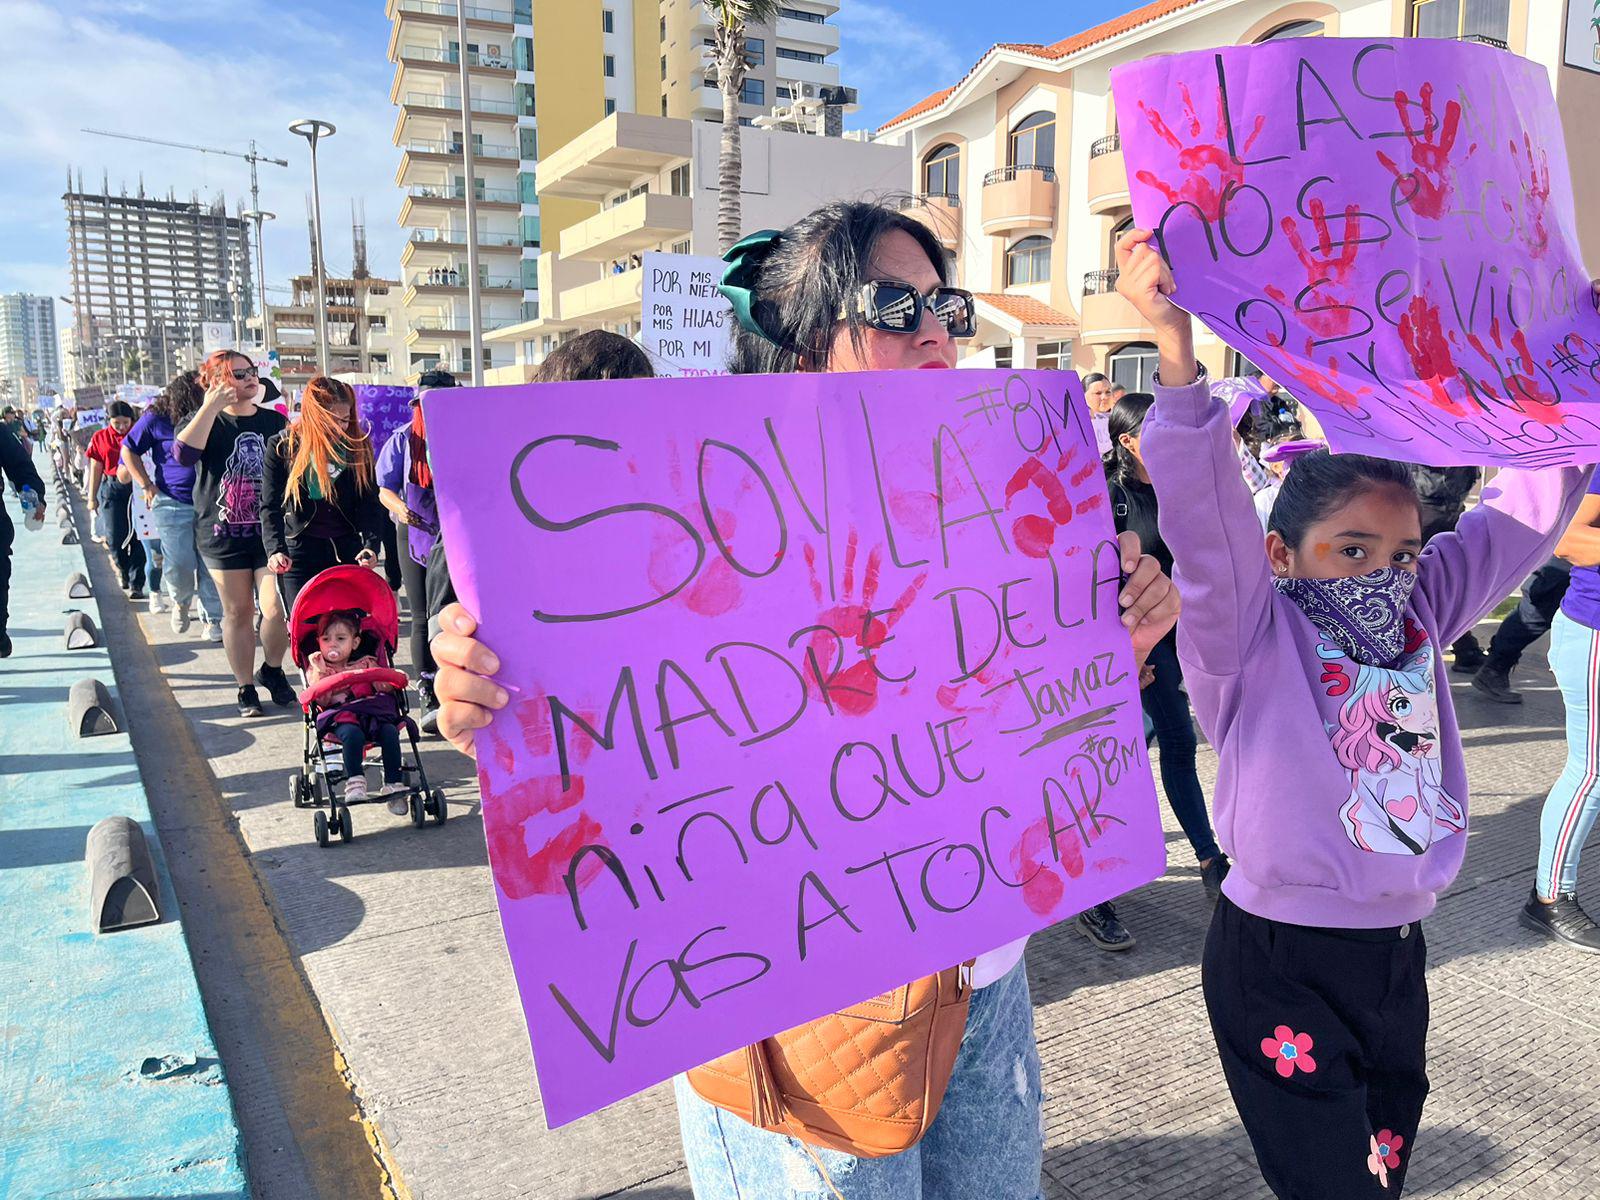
63, 170, 254, 391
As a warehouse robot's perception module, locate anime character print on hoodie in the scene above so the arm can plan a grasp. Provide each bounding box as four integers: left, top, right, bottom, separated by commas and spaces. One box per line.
1141, 373, 1591, 1199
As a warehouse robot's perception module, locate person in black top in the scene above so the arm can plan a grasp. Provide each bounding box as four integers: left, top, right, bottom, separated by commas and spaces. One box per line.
1105, 392, 1231, 914
261, 376, 384, 612
0, 422, 46, 657
1411, 464, 1487, 673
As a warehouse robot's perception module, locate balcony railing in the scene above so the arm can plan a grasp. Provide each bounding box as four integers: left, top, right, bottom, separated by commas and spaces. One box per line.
401, 43, 514, 69
905, 191, 960, 208
413, 272, 522, 289
403, 138, 518, 158
403, 91, 518, 115
397, 0, 515, 24
410, 229, 520, 247
984, 164, 1057, 186
410, 317, 519, 333
1451, 32, 1508, 49
1089, 133, 1121, 159
1084, 269, 1120, 296
406, 183, 519, 203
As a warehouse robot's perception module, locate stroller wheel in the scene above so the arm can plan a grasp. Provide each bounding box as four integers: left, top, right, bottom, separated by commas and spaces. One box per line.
289, 770, 308, 808
338, 804, 354, 842
313, 810, 330, 848
429, 788, 448, 825
408, 790, 426, 828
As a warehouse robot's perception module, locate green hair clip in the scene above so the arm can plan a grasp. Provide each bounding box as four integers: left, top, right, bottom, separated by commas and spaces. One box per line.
718, 229, 783, 345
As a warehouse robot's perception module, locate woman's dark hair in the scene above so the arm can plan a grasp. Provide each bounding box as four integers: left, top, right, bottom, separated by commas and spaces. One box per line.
416, 367, 457, 393
1082, 372, 1108, 386
1267, 449, 1419, 549
152, 370, 203, 428
729, 199, 951, 375
535, 331, 654, 382
106, 400, 136, 421
1102, 391, 1154, 484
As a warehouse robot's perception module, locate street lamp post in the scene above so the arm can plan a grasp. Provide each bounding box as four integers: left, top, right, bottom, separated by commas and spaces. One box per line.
288, 118, 337, 374
241, 209, 277, 356
456, 3, 483, 384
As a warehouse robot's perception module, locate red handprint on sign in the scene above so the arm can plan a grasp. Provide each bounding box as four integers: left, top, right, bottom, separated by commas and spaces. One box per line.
1375, 83, 1463, 220
1511, 134, 1552, 258
1397, 295, 1466, 416
1455, 315, 1562, 425
1134, 81, 1264, 221
1274, 337, 1375, 414
1003, 448, 1103, 560
1268, 199, 1363, 339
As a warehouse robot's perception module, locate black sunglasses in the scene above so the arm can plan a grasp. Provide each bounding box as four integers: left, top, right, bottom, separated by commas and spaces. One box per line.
845, 281, 977, 338
229, 366, 259, 381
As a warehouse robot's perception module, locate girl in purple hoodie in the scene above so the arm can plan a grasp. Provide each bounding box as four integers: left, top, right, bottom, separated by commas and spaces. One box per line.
1116, 226, 1593, 1198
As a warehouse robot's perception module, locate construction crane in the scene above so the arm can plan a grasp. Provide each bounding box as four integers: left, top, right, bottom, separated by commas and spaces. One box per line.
82, 129, 289, 349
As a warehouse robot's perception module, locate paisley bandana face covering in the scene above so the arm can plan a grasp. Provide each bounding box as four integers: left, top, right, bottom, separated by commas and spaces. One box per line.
1274, 567, 1418, 667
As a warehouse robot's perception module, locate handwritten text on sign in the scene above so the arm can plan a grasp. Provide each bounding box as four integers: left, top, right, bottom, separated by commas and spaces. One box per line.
354, 384, 415, 452
426, 370, 1165, 1125
1113, 38, 1600, 467
640, 252, 735, 377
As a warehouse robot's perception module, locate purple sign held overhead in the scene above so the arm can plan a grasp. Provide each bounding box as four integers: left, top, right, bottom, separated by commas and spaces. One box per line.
1113, 38, 1600, 467
355, 384, 414, 452
426, 369, 1165, 1126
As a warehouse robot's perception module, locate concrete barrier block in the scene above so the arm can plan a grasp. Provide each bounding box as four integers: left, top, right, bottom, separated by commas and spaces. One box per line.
64, 572, 92, 599
86, 816, 160, 932
64, 610, 99, 650
57, 513, 74, 530
69, 678, 120, 736
61, 527, 79, 546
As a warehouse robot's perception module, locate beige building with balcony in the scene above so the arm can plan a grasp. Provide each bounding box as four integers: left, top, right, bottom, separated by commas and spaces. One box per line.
484, 110, 908, 377
878, 0, 1600, 389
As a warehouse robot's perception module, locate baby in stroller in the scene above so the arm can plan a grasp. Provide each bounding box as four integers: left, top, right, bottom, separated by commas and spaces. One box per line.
306, 611, 409, 813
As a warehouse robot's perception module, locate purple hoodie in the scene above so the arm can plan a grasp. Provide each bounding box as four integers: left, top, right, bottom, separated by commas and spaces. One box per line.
1143, 378, 1591, 928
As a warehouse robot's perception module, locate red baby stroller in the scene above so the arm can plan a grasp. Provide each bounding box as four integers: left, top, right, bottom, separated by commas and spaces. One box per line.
287, 564, 447, 846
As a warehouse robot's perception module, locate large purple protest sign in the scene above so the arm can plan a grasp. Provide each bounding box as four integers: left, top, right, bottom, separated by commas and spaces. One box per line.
426, 369, 1165, 1125
355, 384, 414, 451
1113, 38, 1600, 467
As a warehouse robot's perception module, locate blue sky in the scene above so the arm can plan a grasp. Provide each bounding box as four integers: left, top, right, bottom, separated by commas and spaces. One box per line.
0, 0, 1145, 332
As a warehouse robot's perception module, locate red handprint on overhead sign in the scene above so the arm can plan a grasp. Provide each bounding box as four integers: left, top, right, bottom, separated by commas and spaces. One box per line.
1134, 81, 1265, 221
1375, 82, 1463, 220
1268, 199, 1363, 339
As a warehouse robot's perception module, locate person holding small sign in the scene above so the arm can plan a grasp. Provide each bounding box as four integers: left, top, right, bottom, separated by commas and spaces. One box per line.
432, 201, 1183, 1200
1116, 225, 1594, 1199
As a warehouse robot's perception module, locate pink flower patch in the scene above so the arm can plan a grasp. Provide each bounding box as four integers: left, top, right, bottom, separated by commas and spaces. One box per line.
1259, 1025, 1317, 1078
1367, 1129, 1404, 1187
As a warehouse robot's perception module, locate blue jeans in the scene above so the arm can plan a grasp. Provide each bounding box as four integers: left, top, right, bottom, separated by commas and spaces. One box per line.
150, 494, 221, 623
139, 537, 163, 594
1141, 634, 1221, 862
674, 958, 1044, 1200
1538, 610, 1600, 896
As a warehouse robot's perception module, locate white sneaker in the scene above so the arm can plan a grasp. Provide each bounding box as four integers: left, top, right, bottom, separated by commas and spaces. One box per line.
203, 620, 223, 642
386, 794, 410, 817
170, 603, 191, 634
344, 777, 369, 803
149, 592, 169, 614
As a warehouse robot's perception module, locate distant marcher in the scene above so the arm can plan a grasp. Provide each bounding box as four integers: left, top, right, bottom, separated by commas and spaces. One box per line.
1083, 371, 1114, 455
1412, 465, 1486, 673
0, 422, 46, 657
86, 400, 147, 597
1471, 560, 1572, 704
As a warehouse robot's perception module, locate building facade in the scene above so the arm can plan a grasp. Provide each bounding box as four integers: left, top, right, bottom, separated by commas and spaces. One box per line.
484, 112, 907, 377
63, 173, 253, 389
386, 0, 849, 382
0, 294, 62, 401
878, 0, 1600, 386
264, 274, 403, 393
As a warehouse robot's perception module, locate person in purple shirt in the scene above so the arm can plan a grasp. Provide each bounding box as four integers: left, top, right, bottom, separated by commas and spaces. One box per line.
1118, 226, 1593, 1199
377, 367, 456, 727
121, 371, 223, 639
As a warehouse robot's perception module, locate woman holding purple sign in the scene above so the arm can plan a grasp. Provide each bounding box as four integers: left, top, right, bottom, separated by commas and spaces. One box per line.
430, 201, 1184, 1200
377, 367, 457, 728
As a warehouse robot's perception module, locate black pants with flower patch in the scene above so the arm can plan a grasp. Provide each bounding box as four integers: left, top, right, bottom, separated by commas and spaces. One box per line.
1202, 895, 1430, 1198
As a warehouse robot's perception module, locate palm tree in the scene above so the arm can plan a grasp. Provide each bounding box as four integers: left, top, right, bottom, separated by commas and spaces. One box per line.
706, 0, 780, 252
121, 348, 151, 385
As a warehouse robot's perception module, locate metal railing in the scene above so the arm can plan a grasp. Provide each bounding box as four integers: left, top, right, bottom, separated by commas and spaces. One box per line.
406, 184, 519, 203
908, 191, 960, 207
403, 138, 518, 158
410, 317, 518, 333
409, 229, 520, 247
1451, 33, 1508, 49
983, 164, 1058, 186
400, 43, 514, 69
403, 91, 518, 115
1083, 269, 1120, 296
1089, 133, 1121, 159
396, 0, 515, 24
413, 273, 521, 289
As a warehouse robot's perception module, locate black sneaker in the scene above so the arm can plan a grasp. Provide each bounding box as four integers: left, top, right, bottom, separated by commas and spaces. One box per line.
128, 586, 146, 601
1519, 888, 1600, 953
1450, 638, 1486, 674
1075, 902, 1137, 952
254, 663, 297, 707
1200, 855, 1231, 906
417, 676, 439, 733
237, 685, 264, 717
1471, 665, 1523, 705
0, 631, 12, 658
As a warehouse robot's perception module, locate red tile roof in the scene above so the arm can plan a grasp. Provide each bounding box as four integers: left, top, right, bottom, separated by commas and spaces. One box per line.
973, 293, 1078, 328
878, 0, 1205, 133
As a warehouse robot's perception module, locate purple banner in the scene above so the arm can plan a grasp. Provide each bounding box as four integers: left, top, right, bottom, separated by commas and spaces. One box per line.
1113, 38, 1600, 467
426, 369, 1165, 1125
355, 384, 414, 452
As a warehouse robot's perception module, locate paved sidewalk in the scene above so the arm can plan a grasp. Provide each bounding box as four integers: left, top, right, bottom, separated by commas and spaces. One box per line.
115, 572, 1600, 1198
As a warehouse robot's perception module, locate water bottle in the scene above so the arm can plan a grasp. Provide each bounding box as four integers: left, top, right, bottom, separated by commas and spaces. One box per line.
19, 487, 42, 531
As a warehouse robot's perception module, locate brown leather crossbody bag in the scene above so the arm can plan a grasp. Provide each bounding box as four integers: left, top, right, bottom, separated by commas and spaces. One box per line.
685, 960, 974, 1160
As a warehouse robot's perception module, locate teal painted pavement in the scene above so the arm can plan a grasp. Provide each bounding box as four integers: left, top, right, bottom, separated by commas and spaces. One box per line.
0, 469, 250, 1199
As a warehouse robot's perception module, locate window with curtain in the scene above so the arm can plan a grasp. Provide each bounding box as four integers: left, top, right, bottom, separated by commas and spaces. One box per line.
1006, 236, 1051, 286
1008, 112, 1056, 171
1411, 0, 1511, 44
922, 143, 960, 198
1109, 343, 1159, 392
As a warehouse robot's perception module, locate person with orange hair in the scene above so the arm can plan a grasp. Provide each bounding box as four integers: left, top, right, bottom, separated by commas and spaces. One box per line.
175, 348, 292, 717
260, 375, 384, 612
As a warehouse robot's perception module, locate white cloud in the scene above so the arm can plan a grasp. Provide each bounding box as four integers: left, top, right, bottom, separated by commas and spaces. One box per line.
833, 0, 967, 130
0, 0, 406, 315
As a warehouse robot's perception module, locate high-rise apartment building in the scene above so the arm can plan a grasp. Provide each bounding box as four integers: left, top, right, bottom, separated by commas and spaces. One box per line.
386, 0, 849, 381
63, 173, 253, 388
0, 294, 62, 400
